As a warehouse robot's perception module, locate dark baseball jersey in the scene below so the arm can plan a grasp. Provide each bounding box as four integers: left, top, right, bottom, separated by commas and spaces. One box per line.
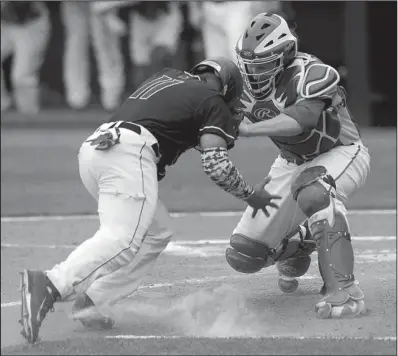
237, 52, 362, 162
108, 68, 238, 177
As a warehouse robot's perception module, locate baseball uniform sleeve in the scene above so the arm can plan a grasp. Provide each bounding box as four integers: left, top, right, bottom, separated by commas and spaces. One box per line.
196, 95, 238, 149
284, 99, 326, 131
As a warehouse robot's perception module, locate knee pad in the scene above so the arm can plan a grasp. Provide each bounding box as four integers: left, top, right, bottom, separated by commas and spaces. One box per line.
291, 166, 336, 218
225, 234, 272, 274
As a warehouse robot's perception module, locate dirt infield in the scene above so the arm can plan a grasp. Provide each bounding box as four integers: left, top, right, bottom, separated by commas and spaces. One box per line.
2, 337, 397, 355
1, 212, 396, 355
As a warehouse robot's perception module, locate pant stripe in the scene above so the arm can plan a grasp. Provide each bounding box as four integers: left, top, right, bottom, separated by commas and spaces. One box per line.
334, 145, 361, 182
136, 142, 149, 246
75, 142, 148, 287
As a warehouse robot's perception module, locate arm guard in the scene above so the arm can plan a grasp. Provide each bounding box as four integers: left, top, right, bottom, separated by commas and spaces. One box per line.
201, 147, 254, 200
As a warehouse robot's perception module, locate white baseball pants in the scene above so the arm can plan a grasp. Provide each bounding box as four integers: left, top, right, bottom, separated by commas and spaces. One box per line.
233, 142, 371, 248
47, 123, 172, 314
1, 5, 50, 113
61, 1, 125, 109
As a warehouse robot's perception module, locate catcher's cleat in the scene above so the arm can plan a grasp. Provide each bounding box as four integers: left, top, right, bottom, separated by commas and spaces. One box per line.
72, 293, 115, 330
315, 281, 366, 319
19, 270, 58, 344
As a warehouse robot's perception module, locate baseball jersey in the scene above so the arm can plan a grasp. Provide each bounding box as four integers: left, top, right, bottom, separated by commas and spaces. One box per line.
109, 68, 238, 177
237, 52, 362, 162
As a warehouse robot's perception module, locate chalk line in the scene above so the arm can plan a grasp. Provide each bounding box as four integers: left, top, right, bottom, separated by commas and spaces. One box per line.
104, 334, 397, 341
1, 235, 396, 252
1, 209, 396, 223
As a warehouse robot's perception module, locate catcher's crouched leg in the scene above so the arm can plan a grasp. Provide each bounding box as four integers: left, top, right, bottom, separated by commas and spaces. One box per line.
292, 166, 365, 319
275, 224, 316, 293
225, 234, 273, 273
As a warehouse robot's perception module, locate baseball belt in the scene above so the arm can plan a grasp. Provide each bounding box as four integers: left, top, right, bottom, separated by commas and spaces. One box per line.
111, 121, 160, 159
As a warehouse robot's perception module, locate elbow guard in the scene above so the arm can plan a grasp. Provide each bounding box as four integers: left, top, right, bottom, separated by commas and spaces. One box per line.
201, 147, 253, 200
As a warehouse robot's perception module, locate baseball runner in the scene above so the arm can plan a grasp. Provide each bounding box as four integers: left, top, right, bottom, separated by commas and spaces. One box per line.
19, 58, 281, 344
225, 13, 371, 319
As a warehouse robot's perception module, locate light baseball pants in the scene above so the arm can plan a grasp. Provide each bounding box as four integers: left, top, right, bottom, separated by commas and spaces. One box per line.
47, 124, 172, 315
1, 9, 50, 112
61, 1, 125, 109
233, 142, 371, 248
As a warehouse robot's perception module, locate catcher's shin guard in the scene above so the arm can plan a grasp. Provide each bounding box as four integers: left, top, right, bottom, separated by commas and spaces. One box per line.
292, 166, 365, 318
225, 234, 273, 273
306, 196, 355, 292
309, 202, 365, 318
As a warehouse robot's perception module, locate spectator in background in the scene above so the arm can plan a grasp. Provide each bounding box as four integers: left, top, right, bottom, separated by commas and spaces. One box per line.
91, 1, 133, 111
61, 1, 132, 112
61, 1, 91, 111
61, 1, 182, 111
199, 1, 284, 62
129, 1, 183, 88
1, 1, 50, 114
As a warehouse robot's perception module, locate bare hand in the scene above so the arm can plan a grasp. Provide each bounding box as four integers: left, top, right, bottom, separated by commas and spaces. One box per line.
245, 176, 282, 218
238, 120, 251, 137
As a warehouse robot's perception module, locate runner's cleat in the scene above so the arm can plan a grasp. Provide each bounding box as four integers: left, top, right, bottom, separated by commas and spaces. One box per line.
19, 270, 57, 344
72, 293, 115, 330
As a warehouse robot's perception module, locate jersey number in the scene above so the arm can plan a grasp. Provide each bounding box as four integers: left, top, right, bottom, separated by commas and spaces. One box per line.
129, 75, 184, 100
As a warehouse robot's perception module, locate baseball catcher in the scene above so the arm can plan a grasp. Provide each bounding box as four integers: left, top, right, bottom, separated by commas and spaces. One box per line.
226, 13, 370, 319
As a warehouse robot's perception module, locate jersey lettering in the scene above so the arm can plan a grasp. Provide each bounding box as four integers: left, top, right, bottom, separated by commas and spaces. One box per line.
129, 75, 184, 100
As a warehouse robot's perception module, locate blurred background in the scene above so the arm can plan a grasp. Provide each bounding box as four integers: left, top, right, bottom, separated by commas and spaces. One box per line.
1, 0, 396, 125
1, 1, 397, 216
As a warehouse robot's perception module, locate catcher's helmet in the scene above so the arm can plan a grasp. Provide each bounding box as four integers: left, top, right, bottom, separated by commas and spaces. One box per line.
235, 13, 298, 101
190, 57, 243, 105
